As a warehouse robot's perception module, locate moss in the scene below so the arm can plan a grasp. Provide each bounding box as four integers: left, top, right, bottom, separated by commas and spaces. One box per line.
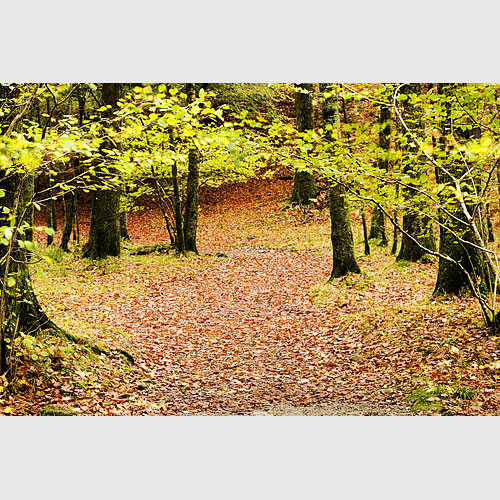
408, 384, 477, 414
40, 405, 78, 416
130, 243, 173, 255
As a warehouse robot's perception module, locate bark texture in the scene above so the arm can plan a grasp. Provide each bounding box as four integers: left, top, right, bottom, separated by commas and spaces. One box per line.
369, 104, 391, 245
320, 83, 360, 279
0, 172, 56, 374
0, 85, 57, 375
397, 83, 436, 261
183, 83, 200, 253
434, 83, 491, 296
82, 83, 122, 260
291, 83, 317, 206
60, 194, 74, 252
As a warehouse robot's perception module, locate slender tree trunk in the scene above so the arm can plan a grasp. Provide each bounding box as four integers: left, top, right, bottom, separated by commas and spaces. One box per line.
361, 208, 370, 256
172, 158, 185, 254
82, 83, 122, 260
183, 83, 200, 254
486, 203, 494, 242
119, 211, 130, 240
291, 83, 317, 205
60, 192, 75, 252
46, 173, 57, 245
321, 83, 360, 279
391, 183, 400, 255
169, 128, 185, 254
369, 104, 391, 245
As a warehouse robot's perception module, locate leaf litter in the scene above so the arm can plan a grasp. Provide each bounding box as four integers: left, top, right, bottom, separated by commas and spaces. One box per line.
2, 176, 500, 416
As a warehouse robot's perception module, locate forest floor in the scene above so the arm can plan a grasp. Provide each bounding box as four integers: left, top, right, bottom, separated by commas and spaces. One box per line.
1, 176, 500, 416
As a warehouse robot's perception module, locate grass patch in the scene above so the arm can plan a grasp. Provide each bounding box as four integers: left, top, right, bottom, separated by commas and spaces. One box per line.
408, 384, 477, 415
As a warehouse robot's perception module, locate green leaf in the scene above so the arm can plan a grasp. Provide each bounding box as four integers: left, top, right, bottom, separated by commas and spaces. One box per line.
22, 338, 34, 349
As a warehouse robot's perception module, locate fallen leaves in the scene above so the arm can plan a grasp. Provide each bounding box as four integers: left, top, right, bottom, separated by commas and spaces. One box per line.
1, 176, 499, 416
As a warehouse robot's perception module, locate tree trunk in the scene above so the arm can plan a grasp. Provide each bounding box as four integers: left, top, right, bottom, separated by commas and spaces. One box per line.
369, 104, 391, 245
83, 187, 121, 259
172, 158, 185, 254
183, 83, 200, 254
60, 193, 76, 252
291, 83, 317, 206
434, 83, 491, 296
46, 174, 57, 246
329, 183, 361, 278
119, 211, 130, 240
82, 83, 122, 260
320, 83, 360, 279
486, 203, 495, 242
391, 183, 400, 255
361, 208, 370, 256
0, 173, 54, 375
397, 83, 436, 262
0, 84, 57, 374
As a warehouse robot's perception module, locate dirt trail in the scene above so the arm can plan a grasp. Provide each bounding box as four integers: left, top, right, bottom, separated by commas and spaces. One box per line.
109, 247, 413, 415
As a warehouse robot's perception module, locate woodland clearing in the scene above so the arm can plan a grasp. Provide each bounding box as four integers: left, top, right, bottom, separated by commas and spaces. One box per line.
0, 176, 498, 416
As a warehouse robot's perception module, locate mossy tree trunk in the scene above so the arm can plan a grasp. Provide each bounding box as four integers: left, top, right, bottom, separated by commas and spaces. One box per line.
0, 84, 57, 375
329, 183, 361, 278
83, 187, 121, 259
397, 83, 436, 262
183, 83, 200, 254
434, 83, 492, 296
369, 104, 391, 245
291, 83, 317, 206
0, 172, 56, 375
320, 83, 360, 279
82, 83, 122, 260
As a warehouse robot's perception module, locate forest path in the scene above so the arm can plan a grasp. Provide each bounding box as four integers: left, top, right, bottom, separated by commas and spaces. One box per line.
109, 247, 413, 415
